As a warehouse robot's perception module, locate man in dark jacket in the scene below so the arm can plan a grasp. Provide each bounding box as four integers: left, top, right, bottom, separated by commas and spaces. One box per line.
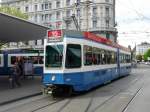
18, 58, 24, 78
11, 62, 21, 88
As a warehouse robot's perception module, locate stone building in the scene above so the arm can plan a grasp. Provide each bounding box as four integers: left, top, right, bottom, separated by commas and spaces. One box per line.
136, 42, 150, 55
1, 0, 117, 48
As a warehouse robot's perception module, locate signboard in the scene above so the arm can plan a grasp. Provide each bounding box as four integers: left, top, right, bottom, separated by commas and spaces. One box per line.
83, 32, 112, 45
47, 30, 63, 42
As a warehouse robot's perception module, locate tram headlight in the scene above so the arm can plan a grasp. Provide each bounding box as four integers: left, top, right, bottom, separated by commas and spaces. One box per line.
51, 75, 56, 81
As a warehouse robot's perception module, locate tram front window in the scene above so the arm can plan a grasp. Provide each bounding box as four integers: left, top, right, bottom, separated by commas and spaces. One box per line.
45, 45, 63, 68
65, 44, 81, 68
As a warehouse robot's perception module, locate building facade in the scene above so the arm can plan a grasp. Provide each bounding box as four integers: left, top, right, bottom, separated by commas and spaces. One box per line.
136, 42, 150, 55
1, 0, 117, 48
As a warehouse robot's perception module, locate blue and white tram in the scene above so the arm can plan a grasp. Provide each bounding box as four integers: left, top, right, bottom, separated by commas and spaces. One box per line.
0, 49, 44, 76
43, 30, 131, 95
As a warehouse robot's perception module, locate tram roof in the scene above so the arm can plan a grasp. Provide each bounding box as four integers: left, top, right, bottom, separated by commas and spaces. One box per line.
0, 12, 48, 42
47, 30, 131, 52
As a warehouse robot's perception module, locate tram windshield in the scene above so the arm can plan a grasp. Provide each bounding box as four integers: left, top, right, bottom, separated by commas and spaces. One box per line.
65, 44, 81, 68
45, 45, 63, 68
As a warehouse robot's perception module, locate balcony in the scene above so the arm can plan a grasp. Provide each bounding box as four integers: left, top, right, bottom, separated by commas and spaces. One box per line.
63, 16, 72, 24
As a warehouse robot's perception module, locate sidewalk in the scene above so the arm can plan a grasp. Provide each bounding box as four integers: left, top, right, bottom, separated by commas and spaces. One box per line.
0, 76, 43, 105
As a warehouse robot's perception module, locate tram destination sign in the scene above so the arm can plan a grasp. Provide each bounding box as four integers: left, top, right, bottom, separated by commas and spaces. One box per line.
47, 30, 63, 42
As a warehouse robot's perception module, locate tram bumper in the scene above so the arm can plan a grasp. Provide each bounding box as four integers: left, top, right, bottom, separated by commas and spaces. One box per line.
43, 84, 53, 95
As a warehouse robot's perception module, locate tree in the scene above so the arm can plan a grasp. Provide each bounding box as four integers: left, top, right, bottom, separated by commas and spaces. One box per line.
0, 6, 28, 19
144, 49, 150, 61
136, 54, 142, 61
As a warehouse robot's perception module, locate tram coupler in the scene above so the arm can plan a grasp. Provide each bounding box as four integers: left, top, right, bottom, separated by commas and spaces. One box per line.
43, 85, 54, 95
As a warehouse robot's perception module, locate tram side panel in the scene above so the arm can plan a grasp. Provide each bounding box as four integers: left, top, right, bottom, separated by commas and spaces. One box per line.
111, 67, 119, 80
71, 50, 131, 91
0, 54, 9, 76
44, 69, 113, 92
8, 54, 44, 76
119, 49, 132, 77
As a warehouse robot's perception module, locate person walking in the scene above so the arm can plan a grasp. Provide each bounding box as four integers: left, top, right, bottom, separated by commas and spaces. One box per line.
18, 57, 24, 78
11, 62, 21, 88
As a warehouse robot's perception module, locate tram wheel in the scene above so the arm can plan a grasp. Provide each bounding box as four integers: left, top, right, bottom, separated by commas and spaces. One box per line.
63, 86, 73, 97
51, 86, 73, 97
51, 87, 62, 97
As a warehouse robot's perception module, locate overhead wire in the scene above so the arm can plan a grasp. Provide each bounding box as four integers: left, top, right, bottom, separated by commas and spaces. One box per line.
117, 0, 150, 22
116, 0, 150, 38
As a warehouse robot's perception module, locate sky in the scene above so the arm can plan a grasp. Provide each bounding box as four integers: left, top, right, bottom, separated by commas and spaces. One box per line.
116, 0, 150, 48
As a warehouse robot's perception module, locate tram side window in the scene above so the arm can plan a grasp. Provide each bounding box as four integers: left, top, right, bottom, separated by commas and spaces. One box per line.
124, 54, 126, 63
38, 56, 44, 64
123, 54, 126, 63
129, 55, 131, 63
0, 56, 1, 65
111, 52, 116, 64
84, 46, 93, 65
29, 56, 38, 64
107, 51, 112, 64
123, 54, 125, 63
22, 56, 28, 62
123, 55, 125, 63
99, 51, 103, 64
29, 56, 44, 64
100, 50, 104, 64
65, 44, 81, 68
93, 47, 100, 65
121, 54, 126, 63
11, 56, 17, 64
119, 54, 123, 63
126, 55, 131, 63
103, 50, 109, 64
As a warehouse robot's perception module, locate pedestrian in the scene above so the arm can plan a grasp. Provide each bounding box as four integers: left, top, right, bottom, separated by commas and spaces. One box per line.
18, 57, 24, 78
12, 62, 21, 88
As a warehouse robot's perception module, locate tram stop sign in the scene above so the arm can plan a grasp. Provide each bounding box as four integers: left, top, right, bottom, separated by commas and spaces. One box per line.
47, 30, 63, 42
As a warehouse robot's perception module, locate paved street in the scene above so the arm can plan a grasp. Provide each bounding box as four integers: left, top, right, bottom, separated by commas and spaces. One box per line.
0, 64, 150, 112
0, 77, 42, 105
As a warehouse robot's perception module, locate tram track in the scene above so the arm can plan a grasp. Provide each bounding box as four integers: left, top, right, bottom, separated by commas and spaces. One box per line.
56, 73, 143, 112
56, 99, 72, 112
1, 68, 145, 112
121, 85, 143, 112
32, 98, 74, 112
91, 90, 122, 112
84, 92, 95, 112
86, 73, 144, 112
91, 76, 144, 112
0, 95, 66, 112
32, 71, 143, 112
31, 98, 67, 112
